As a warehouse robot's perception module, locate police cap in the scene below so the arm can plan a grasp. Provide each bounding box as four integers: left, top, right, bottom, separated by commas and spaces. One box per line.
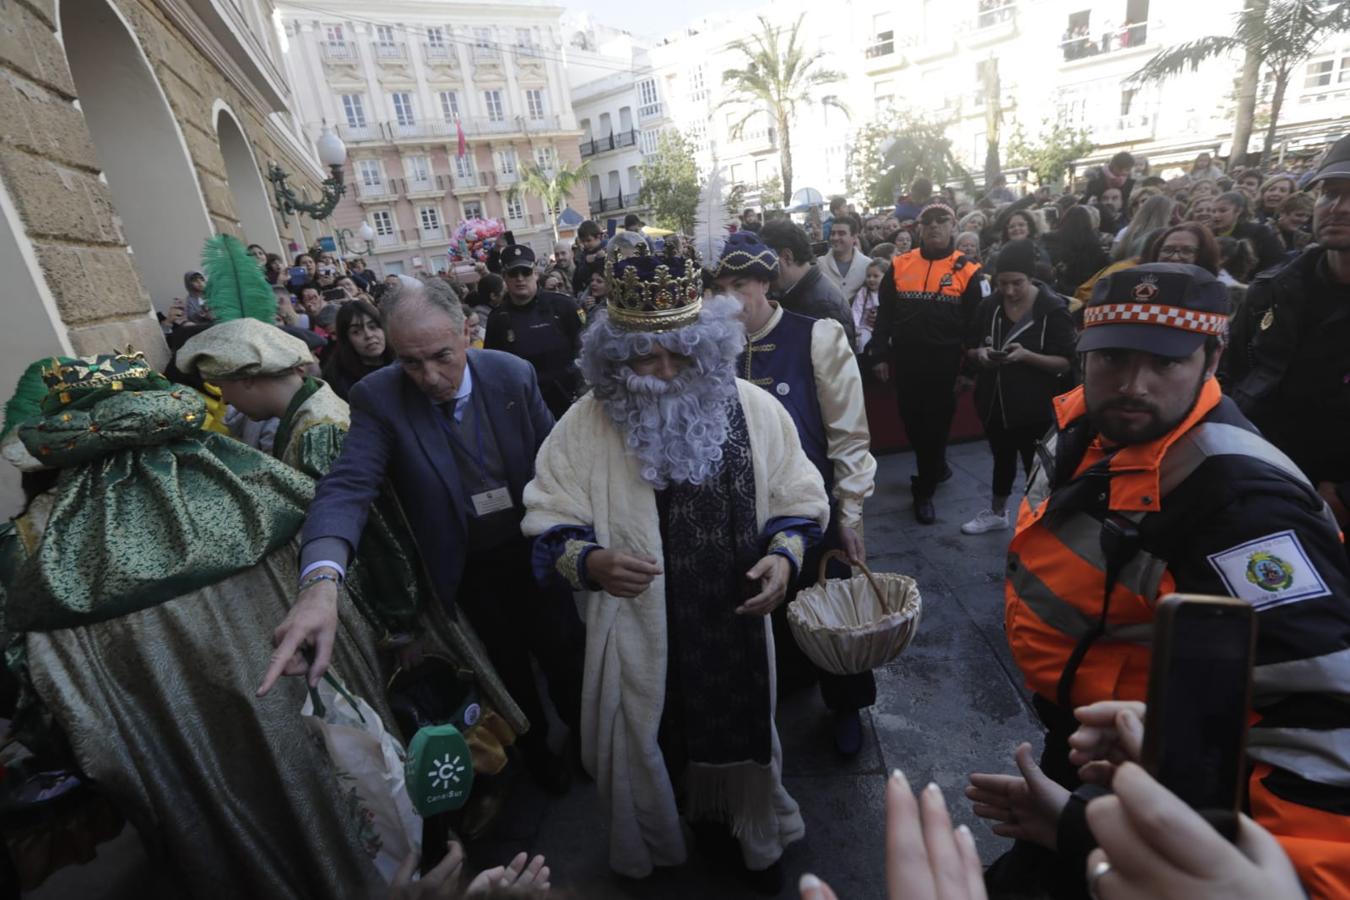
499, 244, 536, 274
1307, 133, 1350, 186
1078, 262, 1229, 358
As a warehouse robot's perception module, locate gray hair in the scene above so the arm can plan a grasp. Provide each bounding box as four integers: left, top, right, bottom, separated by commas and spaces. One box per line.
382, 276, 466, 329
608, 230, 645, 257
580, 295, 745, 488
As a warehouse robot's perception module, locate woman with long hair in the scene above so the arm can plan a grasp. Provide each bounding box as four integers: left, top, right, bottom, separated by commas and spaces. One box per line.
1042, 205, 1110, 296
1211, 190, 1283, 274
1112, 194, 1174, 261
322, 299, 394, 400
1255, 174, 1298, 225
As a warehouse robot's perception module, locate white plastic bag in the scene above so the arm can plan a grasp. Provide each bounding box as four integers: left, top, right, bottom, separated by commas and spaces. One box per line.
302, 674, 422, 882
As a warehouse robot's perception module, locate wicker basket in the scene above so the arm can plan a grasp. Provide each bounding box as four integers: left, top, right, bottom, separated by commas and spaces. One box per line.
786, 550, 923, 676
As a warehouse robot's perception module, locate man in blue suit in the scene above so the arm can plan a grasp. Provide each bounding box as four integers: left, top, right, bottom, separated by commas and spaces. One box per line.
267, 278, 583, 791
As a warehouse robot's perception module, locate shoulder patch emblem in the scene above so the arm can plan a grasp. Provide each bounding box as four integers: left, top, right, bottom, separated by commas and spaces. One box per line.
1207, 530, 1331, 610
980, 278, 992, 298
1260, 308, 1275, 331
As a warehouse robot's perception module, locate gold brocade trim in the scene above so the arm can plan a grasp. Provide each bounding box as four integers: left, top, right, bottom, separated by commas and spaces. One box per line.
749, 378, 773, 387
767, 531, 805, 570
555, 539, 600, 591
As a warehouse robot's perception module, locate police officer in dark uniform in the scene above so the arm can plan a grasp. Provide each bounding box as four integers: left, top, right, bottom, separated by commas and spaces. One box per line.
868, 202, 990, 523
485, 244, 583, 419
1226, 133, 1350, 548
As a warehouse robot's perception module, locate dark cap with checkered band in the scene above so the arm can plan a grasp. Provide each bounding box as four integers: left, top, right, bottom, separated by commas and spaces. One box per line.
1077, 262, 1229, 357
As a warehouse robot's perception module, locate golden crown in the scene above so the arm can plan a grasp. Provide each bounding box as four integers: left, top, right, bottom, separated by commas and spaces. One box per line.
604, 242, 704, 333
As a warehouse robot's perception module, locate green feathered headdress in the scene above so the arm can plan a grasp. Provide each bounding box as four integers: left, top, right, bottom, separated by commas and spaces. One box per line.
202, 234, 276, 324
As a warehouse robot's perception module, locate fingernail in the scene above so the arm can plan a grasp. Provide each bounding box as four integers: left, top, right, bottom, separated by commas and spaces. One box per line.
926, 781, 942, 795
890, 768, 905, 783
957, 824, 972, 838
799, 873, 821, 890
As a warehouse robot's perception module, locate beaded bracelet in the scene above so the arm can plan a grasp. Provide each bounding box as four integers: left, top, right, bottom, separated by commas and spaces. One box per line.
298, 572, 341, 593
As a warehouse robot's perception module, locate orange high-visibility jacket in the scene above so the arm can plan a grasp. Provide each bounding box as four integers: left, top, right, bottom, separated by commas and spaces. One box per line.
1007, 378, 1350, 898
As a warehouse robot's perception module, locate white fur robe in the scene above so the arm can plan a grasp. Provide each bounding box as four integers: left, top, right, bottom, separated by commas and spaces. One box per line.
521, 380, 829, 877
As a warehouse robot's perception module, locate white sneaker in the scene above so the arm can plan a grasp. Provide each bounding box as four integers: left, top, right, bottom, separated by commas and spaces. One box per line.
961, 509, 1009, 535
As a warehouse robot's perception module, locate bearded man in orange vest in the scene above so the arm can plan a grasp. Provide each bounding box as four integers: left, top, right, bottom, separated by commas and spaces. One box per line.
869, 202, 990, 523
991, 263, 1350, 899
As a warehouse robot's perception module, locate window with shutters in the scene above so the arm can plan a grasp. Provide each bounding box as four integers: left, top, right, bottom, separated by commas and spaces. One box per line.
372, 210, 395, 236
341, 94, 366, 128
439, 91, 460, 122
525, 89, 545, 120
484, 90, 505, 122
391, 92, 415, 126
357, 159, 383, 187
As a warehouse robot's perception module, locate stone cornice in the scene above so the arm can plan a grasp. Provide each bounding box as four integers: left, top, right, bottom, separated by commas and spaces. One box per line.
158, 0, 291, 113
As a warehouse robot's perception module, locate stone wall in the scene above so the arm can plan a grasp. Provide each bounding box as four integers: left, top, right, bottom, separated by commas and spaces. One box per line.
0, 0, 318, 369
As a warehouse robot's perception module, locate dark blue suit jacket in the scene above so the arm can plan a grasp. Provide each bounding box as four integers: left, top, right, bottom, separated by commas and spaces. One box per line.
301, 348, 555, 605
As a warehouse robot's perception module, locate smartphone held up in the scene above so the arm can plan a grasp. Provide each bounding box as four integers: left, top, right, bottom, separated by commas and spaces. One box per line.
1141, 593, 1256, 842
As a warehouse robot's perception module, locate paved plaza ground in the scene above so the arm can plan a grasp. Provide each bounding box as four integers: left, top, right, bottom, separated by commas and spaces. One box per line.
30, 442, 1045, 899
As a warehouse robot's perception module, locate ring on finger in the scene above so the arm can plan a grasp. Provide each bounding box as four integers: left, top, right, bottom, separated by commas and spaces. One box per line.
1087, 859, 1112, 900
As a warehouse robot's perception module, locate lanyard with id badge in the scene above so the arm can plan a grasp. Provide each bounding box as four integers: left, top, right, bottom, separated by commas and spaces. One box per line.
438, 395, 513, 517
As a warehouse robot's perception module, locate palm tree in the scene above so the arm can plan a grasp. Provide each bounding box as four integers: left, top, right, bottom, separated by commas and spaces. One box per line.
510, 160, 589, 243
1131, 0, 1350, 167
719, 15, 848, 206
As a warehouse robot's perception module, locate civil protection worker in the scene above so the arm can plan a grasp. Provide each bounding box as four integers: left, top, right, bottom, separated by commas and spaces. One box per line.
485, 244, 582, 419
994, 262, 1350, 898
868, 202, 989, 524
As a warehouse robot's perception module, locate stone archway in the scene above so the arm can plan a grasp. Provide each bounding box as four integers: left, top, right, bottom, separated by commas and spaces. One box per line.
0, 180, 72, 517
59, 0, 213, 312
215, 105, 283, 254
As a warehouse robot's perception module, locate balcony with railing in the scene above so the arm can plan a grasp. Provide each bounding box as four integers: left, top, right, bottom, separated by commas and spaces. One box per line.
732, 126, 778, 154
389, 120, 450, 141
515, 43, 540, 59
373, 41, 408, 61
637, 102, 664, 121
473, 116, 519, 136
1060, 20, 1152, 63
320, 40, 356, 61
372, 230, 403, 250
336, 122, 379, 143
418, 225, 446, 244
473, 43, 499, 61
588, 194, 630, 215
580, 128, 639, 158
496, 169, 519, 187
976, 0, 1016, 29
403, 174, 445, 198
354, 180, 396, 202
524, 114, 563, 132
424, 43, 454, 62
450, 170, 492, 192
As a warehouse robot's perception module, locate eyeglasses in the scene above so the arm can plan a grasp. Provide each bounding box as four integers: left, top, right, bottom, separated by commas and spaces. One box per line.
1159, 245, 1198, 260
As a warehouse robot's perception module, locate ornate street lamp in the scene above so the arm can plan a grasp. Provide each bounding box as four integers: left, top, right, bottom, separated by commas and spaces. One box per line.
268, 126, 347, 221
336, 222, 376, 256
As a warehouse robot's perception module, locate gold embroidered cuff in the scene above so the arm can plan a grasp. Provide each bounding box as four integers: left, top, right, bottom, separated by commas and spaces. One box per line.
556, 539, 601, 591
767, 531, 806, 574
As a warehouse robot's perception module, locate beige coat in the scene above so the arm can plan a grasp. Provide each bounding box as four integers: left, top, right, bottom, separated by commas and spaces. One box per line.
521, 380, 829, 877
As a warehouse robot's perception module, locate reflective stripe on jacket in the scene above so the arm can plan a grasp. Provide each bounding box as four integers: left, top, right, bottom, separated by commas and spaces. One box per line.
1006, 376, 1350, 898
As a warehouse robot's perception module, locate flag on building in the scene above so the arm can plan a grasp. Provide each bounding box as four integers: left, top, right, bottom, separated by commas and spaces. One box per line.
456, 120, 467, 159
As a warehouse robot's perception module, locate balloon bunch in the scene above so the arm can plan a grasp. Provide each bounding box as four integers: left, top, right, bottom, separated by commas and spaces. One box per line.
450, 217, 506, 263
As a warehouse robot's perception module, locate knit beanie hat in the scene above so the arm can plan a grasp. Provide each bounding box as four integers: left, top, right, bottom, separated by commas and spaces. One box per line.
995, 239, 1039, 278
